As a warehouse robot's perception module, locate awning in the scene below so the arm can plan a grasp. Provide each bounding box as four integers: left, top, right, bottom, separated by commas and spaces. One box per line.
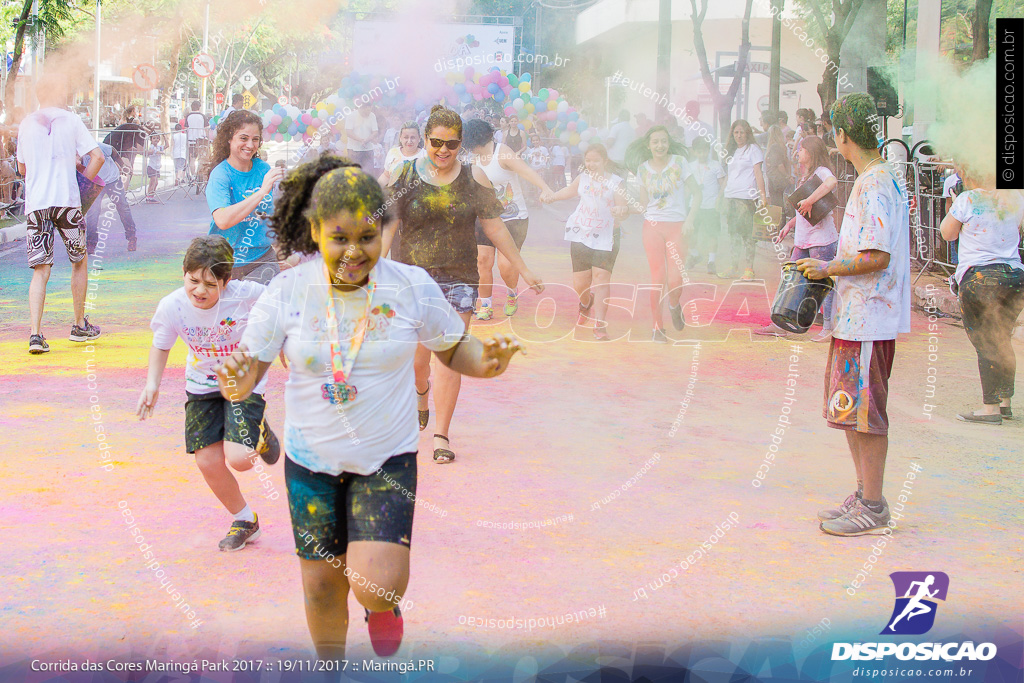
689, 61, 807, 84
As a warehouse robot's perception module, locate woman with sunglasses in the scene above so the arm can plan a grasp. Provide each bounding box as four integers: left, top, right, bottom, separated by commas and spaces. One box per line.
384, 105, 544, 464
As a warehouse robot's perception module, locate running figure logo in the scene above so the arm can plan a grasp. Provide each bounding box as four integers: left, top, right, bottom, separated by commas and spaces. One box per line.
881, 572, 949, 635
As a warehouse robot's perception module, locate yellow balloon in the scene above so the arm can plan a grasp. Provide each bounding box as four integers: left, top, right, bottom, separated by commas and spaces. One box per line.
523, 119, 533, 130
327, 103, 336, 114
569, 132, 580, 145
518, 82, 530, 93
547, 101, 557, 111
524, 103, 535, 113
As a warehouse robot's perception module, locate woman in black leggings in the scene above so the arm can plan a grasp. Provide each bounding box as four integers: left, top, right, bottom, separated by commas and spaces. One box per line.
940, 171, 1024, 425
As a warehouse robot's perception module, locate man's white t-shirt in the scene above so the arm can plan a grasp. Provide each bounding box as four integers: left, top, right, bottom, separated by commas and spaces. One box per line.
150, 280, 269, 396
185, 112, 208, 142
606, 120, 636, 163
346, 111, 378, 152
950, 189, 1024, 285
551, 145, 567, 167
693, 158, 726, 210
172, 131, 188, 160
724, 144, 765, 199
242, 258, 466, 476
831, 163, 912, 341
16, 108, 99, 214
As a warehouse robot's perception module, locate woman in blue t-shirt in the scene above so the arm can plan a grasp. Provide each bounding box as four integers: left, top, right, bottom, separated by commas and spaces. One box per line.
205, 111, 285, 284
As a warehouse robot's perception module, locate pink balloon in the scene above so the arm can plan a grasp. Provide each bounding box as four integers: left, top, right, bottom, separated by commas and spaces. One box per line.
548, 89, 559, 99
270, 115, 282, 125
464, 66, 474, 80
504, 106, 515, 116
567, 122, 577, 131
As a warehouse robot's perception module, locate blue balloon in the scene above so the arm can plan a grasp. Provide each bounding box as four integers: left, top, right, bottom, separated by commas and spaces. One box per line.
577, 120, 587, 132
569, 111, 579, 121
288, 124, 298, 135
545, 120, 556, 129
341, 77, 352, 87
487, 83, 499, 94
460, 93, 472, 103
557, 112, 568, 122
454, 83, 466, 94
494, 90, 506, 103
521, 72, 531, 82
489, 66, 500, 72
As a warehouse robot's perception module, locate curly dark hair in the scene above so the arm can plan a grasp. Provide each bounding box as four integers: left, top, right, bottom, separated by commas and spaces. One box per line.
203, 110, 264, 178
270, 154, 391, 258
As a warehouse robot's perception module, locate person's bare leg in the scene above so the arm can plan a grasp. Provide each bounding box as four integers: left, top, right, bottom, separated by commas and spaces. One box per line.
496, 251, 520, 295
346, 541, 410, 613
571, 270, 593, 311
194, 442, 247, 514
223, 440, 257, 472
591, 268, 612, 325
849, 431, 888, 501
433, 311, 472, 455
29, 264, 52, 336
70, 257, 88, 327
476, 246, 496, 301
299, 557, 350, 660
414, 343, 432, 415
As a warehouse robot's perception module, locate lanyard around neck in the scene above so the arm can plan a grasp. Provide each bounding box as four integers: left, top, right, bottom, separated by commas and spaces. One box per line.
323, 263, 375, 387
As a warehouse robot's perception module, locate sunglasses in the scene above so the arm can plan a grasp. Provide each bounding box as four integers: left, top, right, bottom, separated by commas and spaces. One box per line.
428, 137, 461, 150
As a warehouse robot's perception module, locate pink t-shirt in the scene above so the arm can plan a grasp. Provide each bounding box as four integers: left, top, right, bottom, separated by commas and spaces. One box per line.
794, 166, 839, 248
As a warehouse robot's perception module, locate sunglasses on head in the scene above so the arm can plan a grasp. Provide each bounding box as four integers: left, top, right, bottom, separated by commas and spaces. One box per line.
428, 137, 461, 150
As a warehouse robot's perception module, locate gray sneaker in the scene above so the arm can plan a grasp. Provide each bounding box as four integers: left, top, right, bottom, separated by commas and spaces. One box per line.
817, 491, 860, 522
218, 514, 261, 551
820, 498, 890, 537
69, 316, 101, 342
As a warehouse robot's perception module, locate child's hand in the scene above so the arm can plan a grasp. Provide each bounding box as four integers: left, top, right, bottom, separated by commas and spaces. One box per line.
611, 206, 628, 219
136, 383, 159, 420
215, 344, 255, 381
774, 219, 794, 243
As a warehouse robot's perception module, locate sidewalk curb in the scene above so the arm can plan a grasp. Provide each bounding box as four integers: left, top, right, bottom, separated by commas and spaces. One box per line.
0, 220, 27, 245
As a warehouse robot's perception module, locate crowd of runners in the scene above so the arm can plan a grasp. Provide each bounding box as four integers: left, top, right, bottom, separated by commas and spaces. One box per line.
10, 61, 1022, 661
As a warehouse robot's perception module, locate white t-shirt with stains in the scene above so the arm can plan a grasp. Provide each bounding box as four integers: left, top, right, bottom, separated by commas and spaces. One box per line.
150, 280, 268, 395
831, 163, 911, 341
949, 189, 1024, 285
242, 257, 466, 475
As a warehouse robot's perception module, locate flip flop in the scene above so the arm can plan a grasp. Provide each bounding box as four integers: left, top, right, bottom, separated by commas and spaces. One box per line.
416, 380, 430, 431
433, 434, 455, 464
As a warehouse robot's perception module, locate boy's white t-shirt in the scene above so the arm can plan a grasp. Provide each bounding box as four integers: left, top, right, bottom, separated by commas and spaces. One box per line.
527, 145, 549, 170
241, 258, 466, 476
147, 141, 164, 170
551, 145, 567, 167
794, 166, 839, 248
724, 144, 765, 199
150, 280, 269, 396
831, 163, 912, 341
950, 189, 1024, 285
16, 108, 99, 214
693, 158, 725, 210
172, 131, 188, 160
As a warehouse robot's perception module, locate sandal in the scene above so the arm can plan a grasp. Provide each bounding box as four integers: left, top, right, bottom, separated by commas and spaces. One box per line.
593, 323, 609, 341
416, 380, 430, 431
433, 434, 455, 464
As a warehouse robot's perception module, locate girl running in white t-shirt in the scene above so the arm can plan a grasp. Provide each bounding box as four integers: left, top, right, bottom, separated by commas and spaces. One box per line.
215, 155, 525, 659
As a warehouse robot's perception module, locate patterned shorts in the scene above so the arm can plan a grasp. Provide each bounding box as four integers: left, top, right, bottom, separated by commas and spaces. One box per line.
27, 207, 86, 268
436, 280, 479, 314
823, 338, 896, 436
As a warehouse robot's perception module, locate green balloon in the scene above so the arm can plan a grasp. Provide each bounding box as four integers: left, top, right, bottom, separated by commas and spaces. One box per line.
508, 74, 519, 87
282, 133, 292, 141
538, 88, 549, 100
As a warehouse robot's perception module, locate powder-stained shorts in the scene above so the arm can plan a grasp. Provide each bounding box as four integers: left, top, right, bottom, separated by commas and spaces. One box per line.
823, 338, 896, 436
27, 207, 86, 268
476, 217, 529, 250
285, 453, 417, 559
184, 391, 266, 453
570, 229, 621, 273
436, 280, 479, 314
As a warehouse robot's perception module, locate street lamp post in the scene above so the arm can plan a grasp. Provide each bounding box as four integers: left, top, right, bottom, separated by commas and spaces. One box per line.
200, 0, 209, 114
93, 0, 101, 130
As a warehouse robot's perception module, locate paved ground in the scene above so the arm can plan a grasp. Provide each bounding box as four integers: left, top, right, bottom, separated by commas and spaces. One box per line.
0, 191, 1020, 676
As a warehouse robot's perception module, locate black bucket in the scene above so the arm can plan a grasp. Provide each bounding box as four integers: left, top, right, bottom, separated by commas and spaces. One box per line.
770, 262, 834, 333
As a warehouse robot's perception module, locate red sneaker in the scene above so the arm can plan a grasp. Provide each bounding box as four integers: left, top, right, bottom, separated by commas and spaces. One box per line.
365, 606, 403, 656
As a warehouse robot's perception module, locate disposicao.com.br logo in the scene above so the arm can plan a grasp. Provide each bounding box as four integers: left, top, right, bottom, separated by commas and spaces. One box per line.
832, 572, 997, 662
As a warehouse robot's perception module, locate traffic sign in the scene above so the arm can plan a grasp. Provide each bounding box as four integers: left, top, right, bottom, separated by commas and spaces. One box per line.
191, 53, 215, 79
132, 63, 158, 90
757, 95, 770, 112
215, 92, 225, 105
242, 90, 258, 109
278, 95, 288, 105
239, 70, 258, 90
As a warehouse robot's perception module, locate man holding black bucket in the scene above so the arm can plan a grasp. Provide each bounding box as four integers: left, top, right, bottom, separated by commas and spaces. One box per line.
795, 93, 910, 537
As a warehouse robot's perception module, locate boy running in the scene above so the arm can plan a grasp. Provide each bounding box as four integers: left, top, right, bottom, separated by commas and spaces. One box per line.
137, 235, 280, 551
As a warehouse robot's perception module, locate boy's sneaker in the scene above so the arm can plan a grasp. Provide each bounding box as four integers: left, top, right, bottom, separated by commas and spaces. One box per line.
741, 268, 756, 281
817, 491, 860, 522
29, 334, 50, 354
256, 418, 281, 465
820, 498, 890, 537
652, 328, 669, 344
127, 236, 137, 252
504, 292, 518, 316
669, 304, 685, 331
69, 317, 101, 342
218, 514, 261, 552
474, 305, 493, 321
365, 606, 403, 657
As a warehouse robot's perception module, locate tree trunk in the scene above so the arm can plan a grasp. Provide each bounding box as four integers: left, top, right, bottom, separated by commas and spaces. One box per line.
816, 34, 842, 113
4, 0, 34, 114
972, 0, 994, 62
